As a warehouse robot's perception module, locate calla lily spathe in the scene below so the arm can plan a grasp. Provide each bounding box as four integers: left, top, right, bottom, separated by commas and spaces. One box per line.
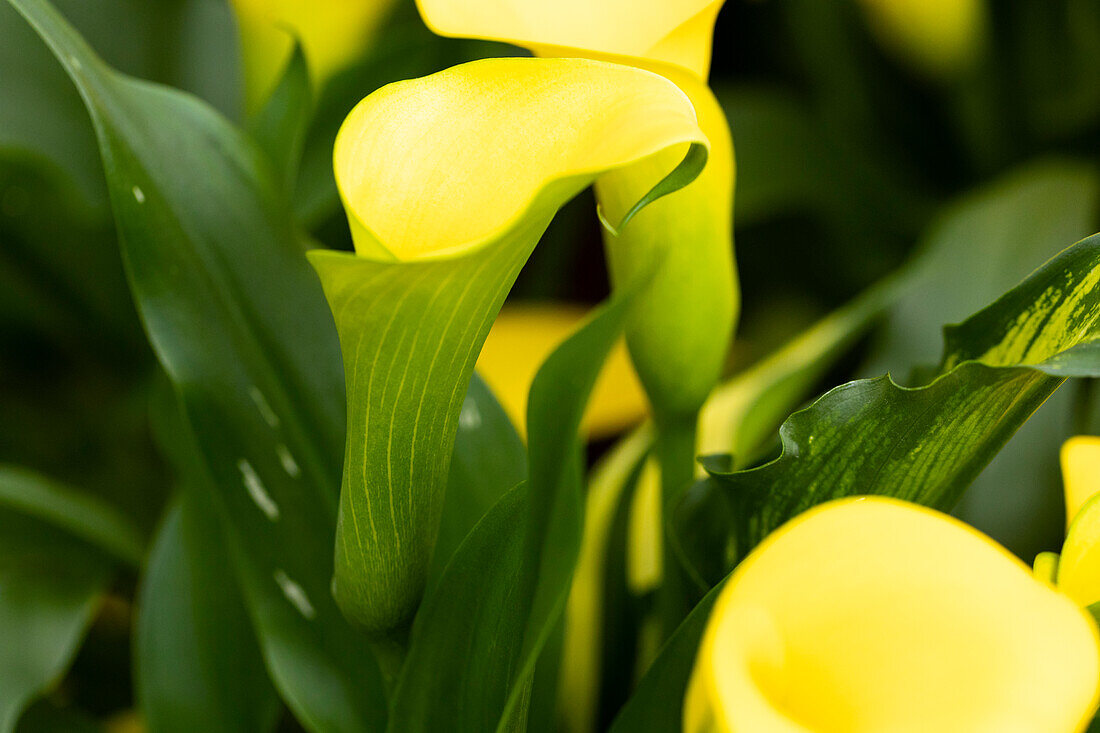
416, 0, 737, 419
685, 497, 1100, 733
230, 0, 397, 112
311, 57, 709, 632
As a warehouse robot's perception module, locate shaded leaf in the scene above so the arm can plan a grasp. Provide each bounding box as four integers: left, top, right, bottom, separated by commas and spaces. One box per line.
136, 492, 279, 733
3, 0, 387, 729
608, 583, 722, 733
248, 40, 312, 192
430, 372, 526, 588
0, 508, 112, 731
390, 287, 638, 732
0, 465, 144, 567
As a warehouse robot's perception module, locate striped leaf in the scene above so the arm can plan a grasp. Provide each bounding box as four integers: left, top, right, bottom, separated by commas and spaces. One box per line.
703, 234, 1100, 557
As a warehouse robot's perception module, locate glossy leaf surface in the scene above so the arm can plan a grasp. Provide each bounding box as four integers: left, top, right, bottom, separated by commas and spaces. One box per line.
3, 0, 387, 729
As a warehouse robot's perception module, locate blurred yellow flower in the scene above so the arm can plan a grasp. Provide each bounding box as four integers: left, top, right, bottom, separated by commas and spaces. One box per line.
858, 0, 986, 78
230, 0, 397, 112
686, 497, 1100, 733
477, 304, 649, 439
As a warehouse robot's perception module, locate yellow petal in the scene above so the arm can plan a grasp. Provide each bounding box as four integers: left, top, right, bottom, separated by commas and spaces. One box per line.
231, 0, 397, 112
476, 303, 649, 439
857, 0, 986, 79
334, 57, 708, 262
1060, 494, 1100, 609
686, 497, 1100, 733
1063, 436, 1100, 529
415, 0, 725, 78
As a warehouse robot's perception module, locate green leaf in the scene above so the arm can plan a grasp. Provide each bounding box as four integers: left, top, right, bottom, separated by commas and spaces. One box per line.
0, 464, 144, 567
310, 239, 534, 632
865, 159, 1099, 559
703, 233, 1100, 557
136, 492, 279, 733
2, 0, 387, 729
389, 289, 637, 732
248, 40, 312, 192
607, 583, 722, 733
0, 507, 113, 732
430, 372, 526, 588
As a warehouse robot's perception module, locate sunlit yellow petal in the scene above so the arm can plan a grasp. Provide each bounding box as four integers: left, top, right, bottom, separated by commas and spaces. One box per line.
231, 0, 397, 112
476, 303, 649, 439
857, 0, 986, 79
1063, 436, 1100, 529
415, 0, 724, 78
334, 57, 708, 262
686, 497, 1100, 733
1060, 494, 1100, 609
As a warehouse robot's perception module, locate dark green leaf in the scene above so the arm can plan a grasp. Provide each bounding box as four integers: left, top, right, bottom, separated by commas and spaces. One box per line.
430, 372, 526, 588
608, 583, 722, 733
136, 492, 279, 733
390, 289, 637, 733
3, 0, 386, 729
249, 40, 312, 192
0, 508, 112, 732
704, 234, 1100, 556
0, 465, 144, 567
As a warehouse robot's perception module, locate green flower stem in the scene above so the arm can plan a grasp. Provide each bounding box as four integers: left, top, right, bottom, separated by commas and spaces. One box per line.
653, 409, 699, 641
369, 621, 411, 696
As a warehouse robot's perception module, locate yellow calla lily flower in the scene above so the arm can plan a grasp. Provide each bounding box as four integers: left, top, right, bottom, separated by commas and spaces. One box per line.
230, 0, 397, 112
311, 57, 708, 632
686, 497, 1100, 733
416, 0, 737, 420
857, 0, 986, 78
477, 304, 649, 439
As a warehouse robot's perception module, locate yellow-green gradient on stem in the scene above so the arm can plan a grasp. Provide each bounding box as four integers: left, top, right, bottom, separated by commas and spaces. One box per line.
857, 0, 986, 79
230, 0, 396, 112
685, 497, 1100, 733
310, 57, 709, 633
416, 0, 737, 419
